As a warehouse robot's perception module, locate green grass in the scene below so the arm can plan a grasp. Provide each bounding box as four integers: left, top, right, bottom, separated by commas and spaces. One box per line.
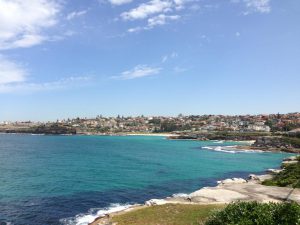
112, 204, 224, 225
262, 158, 300, 188
205, 201, 300, 225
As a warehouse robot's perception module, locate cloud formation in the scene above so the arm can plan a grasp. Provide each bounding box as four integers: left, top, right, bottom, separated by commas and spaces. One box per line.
128, 14, 180, 32
231, 0, 271, 14
0, 76, 92, 93
0, 0, 61, 50
162, 51, 178, 63
66, 10, 87, 20
116, 65, 161, 79
244, 0, 271, 14
148, 14, 180, 27
0, 56, 27, 85
121, 0, 173, 21
108, 0, 133, 5
121, 0, 186, 33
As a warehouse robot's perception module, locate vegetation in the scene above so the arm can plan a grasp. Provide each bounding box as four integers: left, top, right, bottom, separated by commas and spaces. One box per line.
205, 201, 300, 225
204, 132, 271, 141
262, 159, 300, 188
110, 202, 300, 225
282, 137, 300, 148
111, 204, 223, 225
213, 131, 271, 137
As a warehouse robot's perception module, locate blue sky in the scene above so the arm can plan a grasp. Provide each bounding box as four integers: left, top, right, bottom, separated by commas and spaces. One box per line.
0, 0, 299, 121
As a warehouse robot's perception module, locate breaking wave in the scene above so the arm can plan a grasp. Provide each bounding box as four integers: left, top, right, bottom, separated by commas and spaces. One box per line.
202, 146, 264, 154
60, 203, 133, 225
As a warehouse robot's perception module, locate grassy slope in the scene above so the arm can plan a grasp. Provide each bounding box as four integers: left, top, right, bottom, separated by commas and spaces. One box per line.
112, 204, 224, 225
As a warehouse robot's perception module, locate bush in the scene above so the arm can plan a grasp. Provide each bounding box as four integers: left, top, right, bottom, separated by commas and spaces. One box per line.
282, 137, 300, 148
205, 201, 300, 225
262, 160, 300, 188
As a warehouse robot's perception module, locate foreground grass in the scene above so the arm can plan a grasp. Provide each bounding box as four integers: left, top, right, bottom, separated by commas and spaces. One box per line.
112, 204, 224, 225
262, 157, 300, 188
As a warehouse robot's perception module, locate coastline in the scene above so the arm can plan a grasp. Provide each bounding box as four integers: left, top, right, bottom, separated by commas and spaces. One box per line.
0, 132, 177, 137
124, 133, 178, 137
234, 145, 300, 153
90, 155, 300, 225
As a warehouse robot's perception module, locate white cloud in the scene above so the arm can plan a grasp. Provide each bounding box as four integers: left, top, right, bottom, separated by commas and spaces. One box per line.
0, 76, 92, 93
162, 55, 168, 63
128, 27, 143, 33
231, 0, 271, 14
121, 0, 173, 20
121, 0, 186, 32
128, 14, 180, 32
11, 34, 46, 48
235, 31, 241, 37
108, 0, 132, 5
115, 65, 161, 79
173, 66, 187, 73
0, 56, 27, 85
148, 14, 180, 27
162, 51, 178, 63
0, 0, 61, 50
244, 0, 271, 13
66, 10, 87, 20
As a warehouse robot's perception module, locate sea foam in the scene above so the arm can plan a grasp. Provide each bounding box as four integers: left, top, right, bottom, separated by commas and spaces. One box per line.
60, 203, 132, 225
202, 146, 264, 154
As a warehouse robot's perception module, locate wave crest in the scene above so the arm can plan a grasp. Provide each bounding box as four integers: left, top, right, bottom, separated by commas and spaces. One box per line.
201, 146, 263, 154
60, 203, 132, 225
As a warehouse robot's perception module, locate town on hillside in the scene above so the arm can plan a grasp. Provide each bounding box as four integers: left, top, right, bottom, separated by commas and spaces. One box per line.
1, 112, 300, 135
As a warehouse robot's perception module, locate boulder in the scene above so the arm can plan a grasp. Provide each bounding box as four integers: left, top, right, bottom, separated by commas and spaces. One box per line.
266, 169, 283, 174
248, 174, 259, 181
145, 199, 166, 206
282, 160, 298, 166
283, 156, 298, 161
217, 178, 247, 185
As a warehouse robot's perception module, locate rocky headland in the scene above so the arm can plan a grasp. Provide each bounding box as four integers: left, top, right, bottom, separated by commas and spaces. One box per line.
235, 136, 300, 153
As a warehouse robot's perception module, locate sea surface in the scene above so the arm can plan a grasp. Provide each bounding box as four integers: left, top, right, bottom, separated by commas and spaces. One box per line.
0, 134, 292, 225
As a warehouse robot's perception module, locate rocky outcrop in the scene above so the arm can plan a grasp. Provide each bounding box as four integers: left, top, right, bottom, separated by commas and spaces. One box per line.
217, 178, 247, 185
252, 137, 292, 149
145, 199, 168, 206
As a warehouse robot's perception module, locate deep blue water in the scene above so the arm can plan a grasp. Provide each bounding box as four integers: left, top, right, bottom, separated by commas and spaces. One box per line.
0, 134, 291, 225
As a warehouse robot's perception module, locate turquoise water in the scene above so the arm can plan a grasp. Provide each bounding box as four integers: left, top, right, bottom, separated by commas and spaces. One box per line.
0, 134, 291, 225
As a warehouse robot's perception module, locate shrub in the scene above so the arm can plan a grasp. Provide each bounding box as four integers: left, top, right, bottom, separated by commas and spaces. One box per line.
262, 160, 300, 188
205, 201, 300, 225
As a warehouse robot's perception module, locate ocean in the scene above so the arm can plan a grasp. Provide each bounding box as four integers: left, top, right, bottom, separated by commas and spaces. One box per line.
0, 134, 291, 225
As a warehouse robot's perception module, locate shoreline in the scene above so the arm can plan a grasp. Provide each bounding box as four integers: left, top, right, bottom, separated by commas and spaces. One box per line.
89, 155, 300, 225
0, 132, 177, 137
234, 145, 300, 153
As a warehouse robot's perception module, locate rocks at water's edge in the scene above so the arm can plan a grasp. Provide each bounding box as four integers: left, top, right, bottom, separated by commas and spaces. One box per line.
217, 178, 247, 185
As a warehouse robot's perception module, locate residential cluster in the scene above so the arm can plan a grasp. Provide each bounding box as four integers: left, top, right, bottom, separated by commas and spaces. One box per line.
1, 112, 300, 134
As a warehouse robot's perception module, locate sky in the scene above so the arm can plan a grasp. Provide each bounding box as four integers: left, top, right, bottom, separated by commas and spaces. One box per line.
0, 0, 300, 121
